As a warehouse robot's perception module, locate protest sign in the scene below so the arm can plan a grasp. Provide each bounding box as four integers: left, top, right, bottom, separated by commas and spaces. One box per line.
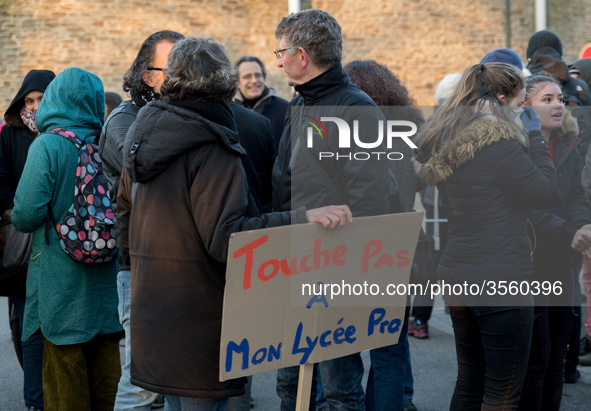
220, 212, 423, 381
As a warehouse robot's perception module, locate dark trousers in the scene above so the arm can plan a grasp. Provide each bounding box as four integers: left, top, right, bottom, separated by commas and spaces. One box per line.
42, 333, 121, 411
12, 296, 44, 409
518, 306, 574, 411
449, 305, 533, 411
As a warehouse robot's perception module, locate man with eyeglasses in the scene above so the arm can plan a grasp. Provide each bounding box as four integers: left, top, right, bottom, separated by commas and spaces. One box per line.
98, 29, 184, 411
272, 8, 395, 411
233, 56, 289, 149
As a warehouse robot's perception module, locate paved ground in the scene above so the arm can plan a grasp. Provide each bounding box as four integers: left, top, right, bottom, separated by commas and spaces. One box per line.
1, 296, 589, 410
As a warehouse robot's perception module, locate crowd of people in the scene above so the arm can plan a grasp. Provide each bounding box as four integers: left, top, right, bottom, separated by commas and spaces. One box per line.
1, 7, 591, 411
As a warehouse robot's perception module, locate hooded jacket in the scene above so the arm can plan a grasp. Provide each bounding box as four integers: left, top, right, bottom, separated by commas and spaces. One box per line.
528, 110, 591, 305
414, 114, 558, 286
0, 70, 55, 297
12, 68, 120, 345
119, 99, 303, 398
0, 69, 55, 214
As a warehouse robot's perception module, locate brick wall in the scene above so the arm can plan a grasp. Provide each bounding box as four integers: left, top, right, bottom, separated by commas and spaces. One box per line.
0, 0, 589, 114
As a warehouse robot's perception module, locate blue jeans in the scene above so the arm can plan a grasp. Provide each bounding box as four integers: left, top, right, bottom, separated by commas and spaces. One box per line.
13, 296, 44, 409
449, 305, 534, 411
276, 353, 365, 411
165, 396, 228, 411
366, 306, 411, 411
114, 270, 160, 411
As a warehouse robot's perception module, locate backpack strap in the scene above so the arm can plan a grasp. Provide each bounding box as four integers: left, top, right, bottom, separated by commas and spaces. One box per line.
43, 129, 100, 245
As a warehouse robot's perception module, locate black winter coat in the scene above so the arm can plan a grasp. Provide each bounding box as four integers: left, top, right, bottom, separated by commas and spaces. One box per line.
415, 115, 558, 286
229, 102, 276, 213
529, 111, 591, 305
0, 70, 55, 214
119, 99, 305, 398
0, 69, 54, 297
272, 63, 390, 216
234, 86, 289, 149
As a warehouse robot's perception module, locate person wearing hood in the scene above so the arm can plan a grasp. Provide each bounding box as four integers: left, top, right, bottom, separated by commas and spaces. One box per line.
0, 68, 55, 411
518, 75, 591, 410
118, 36, 350, 409
11, 67, 122, 410
414, 63, 558, 410
233, 56, 289, 148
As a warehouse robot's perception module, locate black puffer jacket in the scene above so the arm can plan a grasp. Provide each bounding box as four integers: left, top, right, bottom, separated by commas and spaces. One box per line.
272, 63, 390, 216
119, 99, 304, 398
415, 114, 558, 285
529, 111, 591, 304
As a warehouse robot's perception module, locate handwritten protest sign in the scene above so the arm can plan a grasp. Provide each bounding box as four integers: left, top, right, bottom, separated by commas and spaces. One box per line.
220, 212, 423, 381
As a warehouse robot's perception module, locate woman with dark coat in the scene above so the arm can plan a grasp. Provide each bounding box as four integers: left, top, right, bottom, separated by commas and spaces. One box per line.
517, 75, 591, 411
414, 63, 558, 410
0, 69, 55, 411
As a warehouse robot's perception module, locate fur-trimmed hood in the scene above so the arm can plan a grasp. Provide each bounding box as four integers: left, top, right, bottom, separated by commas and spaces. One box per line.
414, 115, 526, 185
552, 108, 579, 141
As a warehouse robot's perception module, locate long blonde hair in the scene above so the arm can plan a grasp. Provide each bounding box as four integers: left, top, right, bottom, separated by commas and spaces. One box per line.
416, 63, 525, 160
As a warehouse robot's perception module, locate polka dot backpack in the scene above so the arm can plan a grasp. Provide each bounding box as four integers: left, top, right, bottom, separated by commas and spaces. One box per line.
44, 128, 118, 263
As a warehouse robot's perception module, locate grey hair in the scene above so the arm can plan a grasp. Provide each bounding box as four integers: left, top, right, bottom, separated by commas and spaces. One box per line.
275, 9, 342, 69
160, 37, 237, 103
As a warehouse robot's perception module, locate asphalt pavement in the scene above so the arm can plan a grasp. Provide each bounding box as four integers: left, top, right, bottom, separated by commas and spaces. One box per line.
1, 296, 589, 410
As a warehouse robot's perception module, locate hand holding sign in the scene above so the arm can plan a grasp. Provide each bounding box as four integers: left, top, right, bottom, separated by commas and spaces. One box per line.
572, 224, 591, 258
306, 205, 353, 228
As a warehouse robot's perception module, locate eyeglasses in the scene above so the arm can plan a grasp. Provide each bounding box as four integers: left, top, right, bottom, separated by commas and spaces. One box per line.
241, 73, 264, 81
274, 48, 295, 59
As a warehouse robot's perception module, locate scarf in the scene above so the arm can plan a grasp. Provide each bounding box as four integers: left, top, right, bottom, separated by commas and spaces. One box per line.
20, 107, 39, 135
131, 90, 160, 108
240, 86, 269, 109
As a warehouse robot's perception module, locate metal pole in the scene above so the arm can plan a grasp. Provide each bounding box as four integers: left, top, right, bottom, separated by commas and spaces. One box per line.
289, 0, 300, 14
505, 0, 511, 49
535, 0, 546, 32
433, 187, 440, 251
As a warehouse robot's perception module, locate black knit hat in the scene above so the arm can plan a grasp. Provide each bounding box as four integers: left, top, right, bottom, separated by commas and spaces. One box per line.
527, 30, 563, 59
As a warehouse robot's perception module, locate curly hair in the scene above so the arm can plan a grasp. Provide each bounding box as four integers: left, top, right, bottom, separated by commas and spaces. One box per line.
275, 9, 342, 69
159, 37, 238, 103
122, 30, 184, 97
344, 60, 424, 126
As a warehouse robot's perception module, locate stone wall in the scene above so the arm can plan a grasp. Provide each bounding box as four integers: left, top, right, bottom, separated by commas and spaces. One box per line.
0, 0, 589, 114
